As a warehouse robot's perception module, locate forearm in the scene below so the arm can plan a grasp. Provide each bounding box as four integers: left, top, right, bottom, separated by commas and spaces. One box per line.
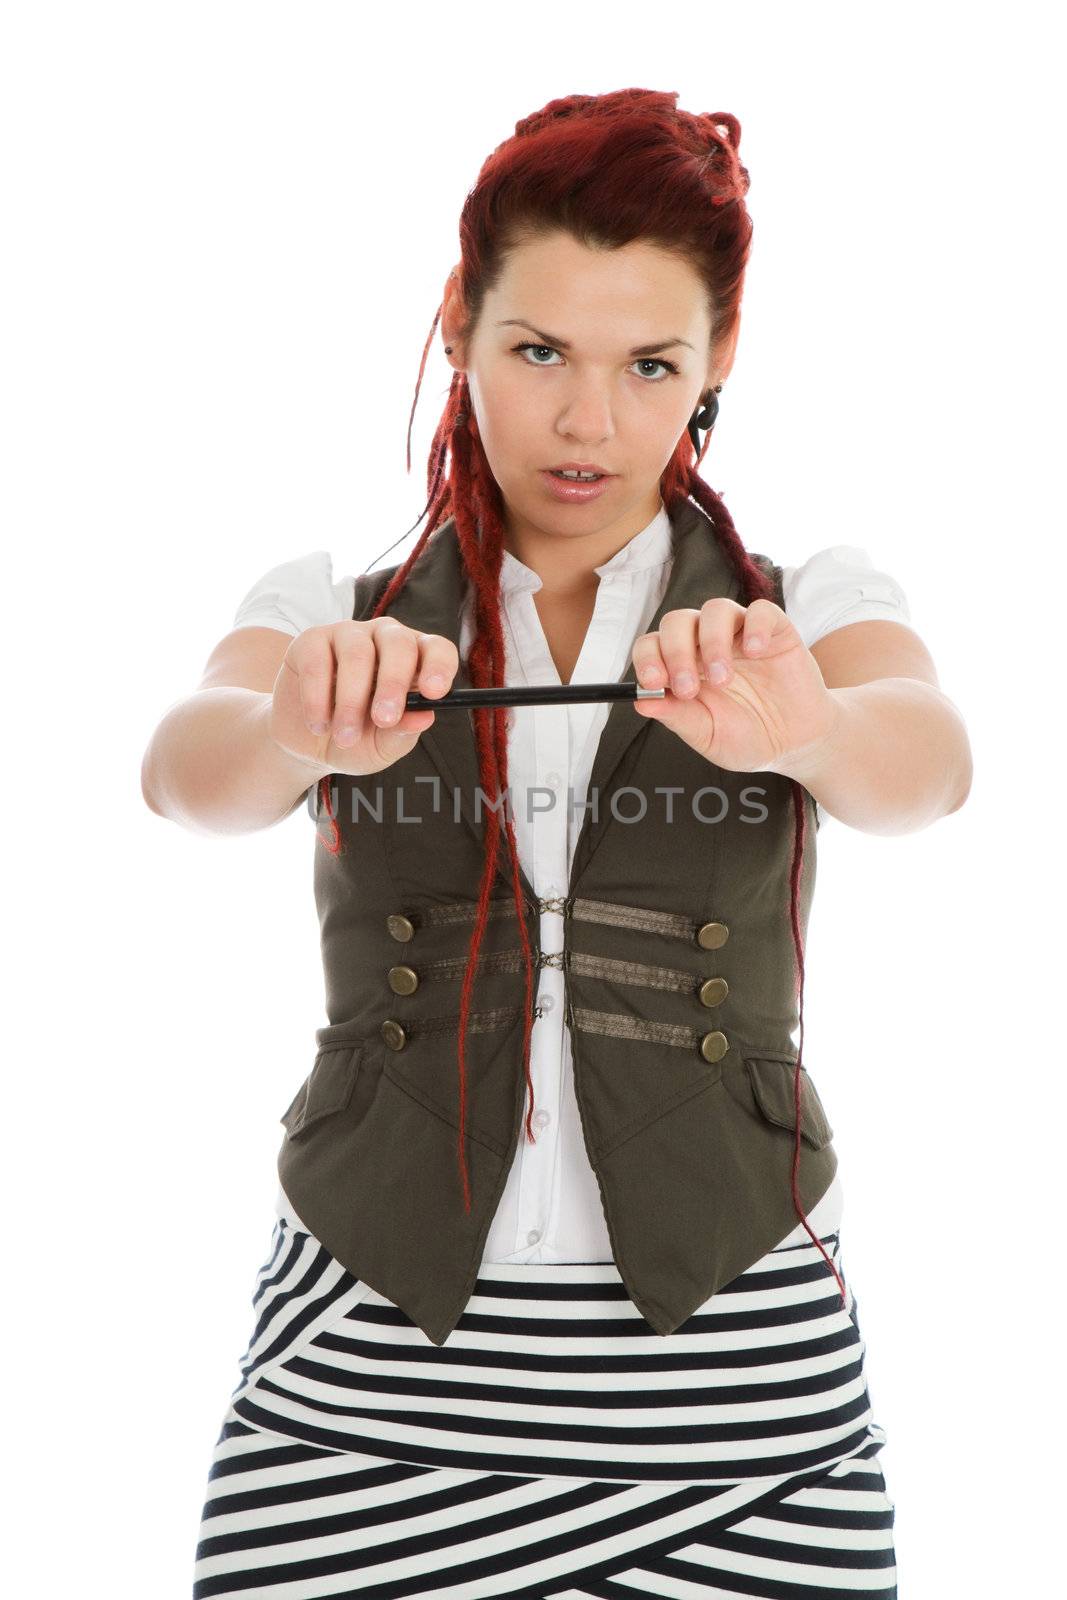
141, 688, 330, 836
772, 678, 973, 835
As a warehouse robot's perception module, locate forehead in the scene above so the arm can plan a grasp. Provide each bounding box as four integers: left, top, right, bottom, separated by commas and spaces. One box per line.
486, 232, 709, 340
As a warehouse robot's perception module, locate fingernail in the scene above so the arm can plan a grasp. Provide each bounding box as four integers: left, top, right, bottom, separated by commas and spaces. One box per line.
709, 660, 729, 684
674, 671, 697, 694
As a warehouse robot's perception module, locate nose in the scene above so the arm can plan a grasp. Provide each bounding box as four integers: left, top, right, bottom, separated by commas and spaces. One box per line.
556, 381, 616, 445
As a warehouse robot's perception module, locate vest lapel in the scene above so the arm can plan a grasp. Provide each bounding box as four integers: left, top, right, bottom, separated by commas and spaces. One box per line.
570, 496, 736, 882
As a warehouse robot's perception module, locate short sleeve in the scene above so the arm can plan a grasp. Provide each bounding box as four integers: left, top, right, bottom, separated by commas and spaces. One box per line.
230, 551, 355, 638
780, 545, 912, 651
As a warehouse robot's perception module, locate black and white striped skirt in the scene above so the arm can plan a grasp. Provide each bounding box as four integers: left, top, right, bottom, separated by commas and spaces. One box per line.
192, 1218, 897, 1596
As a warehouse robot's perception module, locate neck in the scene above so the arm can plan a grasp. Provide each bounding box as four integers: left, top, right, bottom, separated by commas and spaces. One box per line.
502, 493, 663, 597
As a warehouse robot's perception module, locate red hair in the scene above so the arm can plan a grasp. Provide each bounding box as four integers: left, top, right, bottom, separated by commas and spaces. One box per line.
319, 89, 846, 1309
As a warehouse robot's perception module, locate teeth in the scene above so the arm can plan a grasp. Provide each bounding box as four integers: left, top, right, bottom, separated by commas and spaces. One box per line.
553, 469, 602, 480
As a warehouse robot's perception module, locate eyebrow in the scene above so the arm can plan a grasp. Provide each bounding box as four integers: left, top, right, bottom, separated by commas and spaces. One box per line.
495, 319, 694, 357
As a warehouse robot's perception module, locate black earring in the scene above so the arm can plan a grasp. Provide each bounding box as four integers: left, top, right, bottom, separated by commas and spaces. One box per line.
687, 384, 722, 456
444, 345, 453, 353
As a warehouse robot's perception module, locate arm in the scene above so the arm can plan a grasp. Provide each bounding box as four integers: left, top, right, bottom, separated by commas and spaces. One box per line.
141, 616, 458, 838
772, 619, 973, 835
140, 626, 330, 836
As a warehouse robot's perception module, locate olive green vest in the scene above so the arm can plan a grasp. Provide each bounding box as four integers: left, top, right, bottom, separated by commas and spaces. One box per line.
278, 494, 836, 1346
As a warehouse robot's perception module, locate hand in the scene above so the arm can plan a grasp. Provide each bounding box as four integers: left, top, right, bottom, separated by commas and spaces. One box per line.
631, 597, 841, 774
269, 617, 459, 776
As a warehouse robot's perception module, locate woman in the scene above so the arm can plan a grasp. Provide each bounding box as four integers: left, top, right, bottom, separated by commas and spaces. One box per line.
146, 88, 971, 1597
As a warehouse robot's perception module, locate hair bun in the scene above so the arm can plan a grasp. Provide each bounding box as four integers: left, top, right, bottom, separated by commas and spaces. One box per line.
699, 112, 742, 153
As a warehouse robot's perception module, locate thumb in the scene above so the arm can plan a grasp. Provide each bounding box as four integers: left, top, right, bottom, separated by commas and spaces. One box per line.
375, 721, 427, 767
634, 689, 712, 753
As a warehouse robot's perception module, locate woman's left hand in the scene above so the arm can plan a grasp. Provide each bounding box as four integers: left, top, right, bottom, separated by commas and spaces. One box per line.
631, 597, 840, 774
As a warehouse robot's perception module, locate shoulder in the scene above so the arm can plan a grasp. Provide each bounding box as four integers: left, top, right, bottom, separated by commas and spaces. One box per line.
230, 550, 355, 637
778, 543, 911, 651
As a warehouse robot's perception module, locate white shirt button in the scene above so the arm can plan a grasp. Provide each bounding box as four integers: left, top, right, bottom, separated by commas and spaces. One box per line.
526, 1228, 541, 1245
545, 771, 561, 789
532, 1109, 551, 1130
539, 994, 555, 1013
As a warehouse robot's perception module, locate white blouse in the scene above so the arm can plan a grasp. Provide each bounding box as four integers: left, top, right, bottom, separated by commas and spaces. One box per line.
232, 504, 912, 1263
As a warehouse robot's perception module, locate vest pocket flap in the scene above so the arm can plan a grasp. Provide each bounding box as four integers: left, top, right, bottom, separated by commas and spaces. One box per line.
743, 1056, 834, 1150
280, 1044, 365, 1138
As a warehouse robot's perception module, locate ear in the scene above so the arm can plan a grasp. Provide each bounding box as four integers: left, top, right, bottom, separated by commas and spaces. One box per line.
442, 265, 468, 370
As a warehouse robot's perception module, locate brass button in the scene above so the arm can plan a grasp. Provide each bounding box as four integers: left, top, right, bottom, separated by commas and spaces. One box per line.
388, 965, 419, 995
700, 1030, 729, 1063
386, 914, 415, 942
698, 976, 729, 1007
381, 1019, 408, 1051
697, 921, 729, 950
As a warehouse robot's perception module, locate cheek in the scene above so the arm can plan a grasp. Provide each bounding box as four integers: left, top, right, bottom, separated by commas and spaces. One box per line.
646, 387, 687, 457
474, 370, 539, 462
639, 394, 687, 467
618, 380, 689, 455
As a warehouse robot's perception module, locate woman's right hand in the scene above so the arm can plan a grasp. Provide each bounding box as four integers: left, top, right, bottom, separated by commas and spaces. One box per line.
269, 617, 460, 776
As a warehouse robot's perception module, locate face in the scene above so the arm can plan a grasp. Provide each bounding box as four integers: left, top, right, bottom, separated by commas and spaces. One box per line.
442, 230, 730, 568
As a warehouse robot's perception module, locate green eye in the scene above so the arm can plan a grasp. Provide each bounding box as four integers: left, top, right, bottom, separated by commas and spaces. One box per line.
511, 342, 680, 380
514, 343, 560, 365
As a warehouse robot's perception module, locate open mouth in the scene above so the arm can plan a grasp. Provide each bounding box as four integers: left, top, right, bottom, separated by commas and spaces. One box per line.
539, 468, 615, 500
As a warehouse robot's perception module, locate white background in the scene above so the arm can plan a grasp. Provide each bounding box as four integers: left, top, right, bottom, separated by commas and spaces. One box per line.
4, 2, 1063, 1593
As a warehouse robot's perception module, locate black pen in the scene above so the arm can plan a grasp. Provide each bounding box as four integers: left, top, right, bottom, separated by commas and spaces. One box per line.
405, 681, 667, 712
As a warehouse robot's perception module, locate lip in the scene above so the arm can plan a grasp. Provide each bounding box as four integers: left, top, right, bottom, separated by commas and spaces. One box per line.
539, 465, 616, 504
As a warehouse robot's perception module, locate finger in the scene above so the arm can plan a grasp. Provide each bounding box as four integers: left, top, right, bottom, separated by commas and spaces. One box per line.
737, 597, 786, 659
330, 624, 378, 747
413, 630, 460, 699
367, 618, 425, 730
288, 629, 338, 736
695, 598, 745, 686
632, 629, 669, 688
662, 601, 745, 696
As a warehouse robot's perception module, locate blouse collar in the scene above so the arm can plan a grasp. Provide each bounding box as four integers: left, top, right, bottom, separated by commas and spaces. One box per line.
498, 500, 673, 595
